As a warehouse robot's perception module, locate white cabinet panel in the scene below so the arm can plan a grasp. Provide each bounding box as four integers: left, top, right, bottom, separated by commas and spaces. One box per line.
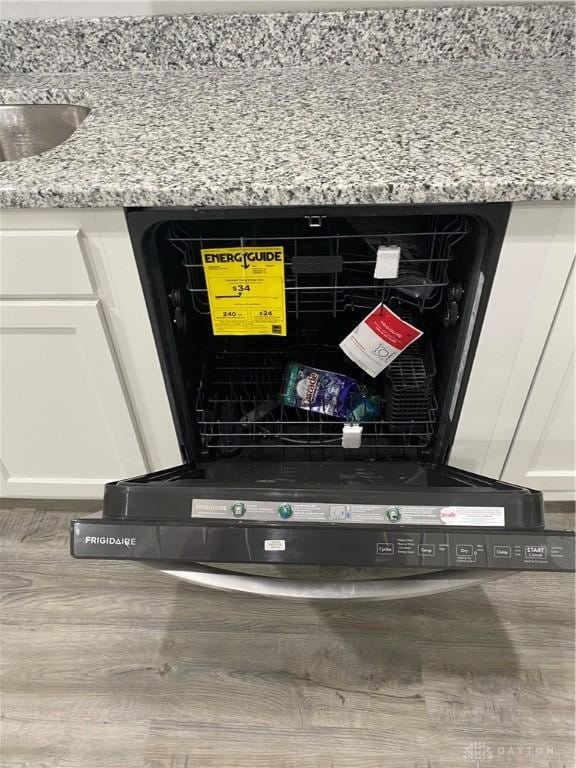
0, 300, 147, 498
0, 230, 94, 296
450, 201, 575, 480
502, 265, 575, 494
0, 208, 182, 483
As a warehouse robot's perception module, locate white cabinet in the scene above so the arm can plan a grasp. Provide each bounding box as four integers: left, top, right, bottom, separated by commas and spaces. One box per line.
501, 264, 575, 497
0, 209, 181, 499
451, 200, 575, 500
0, 301, 146, 497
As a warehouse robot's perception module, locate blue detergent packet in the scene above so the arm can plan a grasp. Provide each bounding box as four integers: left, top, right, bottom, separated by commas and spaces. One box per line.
281, 362, 380, 421
347, 390, 381, 422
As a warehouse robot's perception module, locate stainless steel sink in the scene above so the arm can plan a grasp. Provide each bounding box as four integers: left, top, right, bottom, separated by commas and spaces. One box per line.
0, 104, 90, 162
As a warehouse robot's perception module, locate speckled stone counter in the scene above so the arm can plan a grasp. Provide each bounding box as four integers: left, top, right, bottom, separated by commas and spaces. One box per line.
0, 61, 574, 208
0, 7, 574, 208
1, 6, 573, 71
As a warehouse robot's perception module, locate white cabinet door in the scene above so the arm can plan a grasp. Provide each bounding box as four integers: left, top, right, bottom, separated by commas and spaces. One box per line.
501, 264, 575, 496
451, 201, 575, 481
0, 208, 182, 500
0, 300, 147, 498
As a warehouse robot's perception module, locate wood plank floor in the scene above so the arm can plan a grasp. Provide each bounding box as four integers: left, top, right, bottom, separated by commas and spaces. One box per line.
0, 504, 574, 768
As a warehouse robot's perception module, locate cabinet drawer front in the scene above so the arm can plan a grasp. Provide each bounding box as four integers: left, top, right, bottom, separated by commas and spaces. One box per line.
0, 230, 94, 296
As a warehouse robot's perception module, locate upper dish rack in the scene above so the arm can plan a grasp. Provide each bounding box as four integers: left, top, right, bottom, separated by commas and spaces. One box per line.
166, 215, 470, 317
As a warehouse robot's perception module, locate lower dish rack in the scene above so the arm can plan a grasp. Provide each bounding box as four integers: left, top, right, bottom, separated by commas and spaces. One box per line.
194, 339, 438, 460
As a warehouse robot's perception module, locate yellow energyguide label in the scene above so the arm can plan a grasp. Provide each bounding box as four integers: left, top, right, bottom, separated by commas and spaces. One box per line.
201, 246, 286, 336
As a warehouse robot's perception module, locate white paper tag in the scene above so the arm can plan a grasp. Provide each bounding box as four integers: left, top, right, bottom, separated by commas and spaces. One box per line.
439, 507, 505, 526
339, 304, 423, 378
264, 540, 286, 551
374, 246, 400, 279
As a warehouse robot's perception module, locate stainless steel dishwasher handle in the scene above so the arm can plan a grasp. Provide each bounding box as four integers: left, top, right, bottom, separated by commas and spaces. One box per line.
148, 563, 511, 600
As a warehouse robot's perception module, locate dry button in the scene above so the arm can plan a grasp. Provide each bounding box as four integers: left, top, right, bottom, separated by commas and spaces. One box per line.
231, 502, 246, 518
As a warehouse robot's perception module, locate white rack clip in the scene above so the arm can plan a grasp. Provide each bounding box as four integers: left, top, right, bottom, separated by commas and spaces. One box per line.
342, 424, 363, 449
374, 246, 401, 279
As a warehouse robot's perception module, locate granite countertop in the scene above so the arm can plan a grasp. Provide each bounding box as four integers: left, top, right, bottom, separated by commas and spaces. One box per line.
0, 8, 574, 208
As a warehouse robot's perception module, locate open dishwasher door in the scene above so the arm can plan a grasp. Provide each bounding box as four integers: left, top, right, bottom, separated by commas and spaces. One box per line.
70, 460, 575, 574
70, 205, 575, 596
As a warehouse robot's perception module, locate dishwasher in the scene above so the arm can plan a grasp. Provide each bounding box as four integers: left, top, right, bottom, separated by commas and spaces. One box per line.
71, 204, 575, 599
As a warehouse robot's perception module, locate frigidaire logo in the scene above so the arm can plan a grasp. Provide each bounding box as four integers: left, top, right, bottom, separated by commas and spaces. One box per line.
85, 536, 136, 546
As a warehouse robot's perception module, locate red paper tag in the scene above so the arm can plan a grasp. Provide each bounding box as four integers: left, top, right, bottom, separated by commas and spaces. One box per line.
365, 306, 423, 349
339, 303, 423, 377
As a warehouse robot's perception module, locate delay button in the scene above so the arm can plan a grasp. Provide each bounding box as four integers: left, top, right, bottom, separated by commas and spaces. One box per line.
493, 545, 511, 558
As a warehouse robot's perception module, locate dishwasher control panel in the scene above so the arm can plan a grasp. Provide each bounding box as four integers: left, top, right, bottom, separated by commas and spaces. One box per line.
72, 518, 575, 571
372, 532, 572, 570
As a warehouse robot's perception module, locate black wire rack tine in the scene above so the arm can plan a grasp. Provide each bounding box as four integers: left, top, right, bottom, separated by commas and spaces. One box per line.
438, 234, 448, 280
426, 218, 438, 280
252, 393, 260, 441
292, 237, 301, 321
332, 235, 340, 318
279, 403, 285, 442
332, 273, 338, 318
